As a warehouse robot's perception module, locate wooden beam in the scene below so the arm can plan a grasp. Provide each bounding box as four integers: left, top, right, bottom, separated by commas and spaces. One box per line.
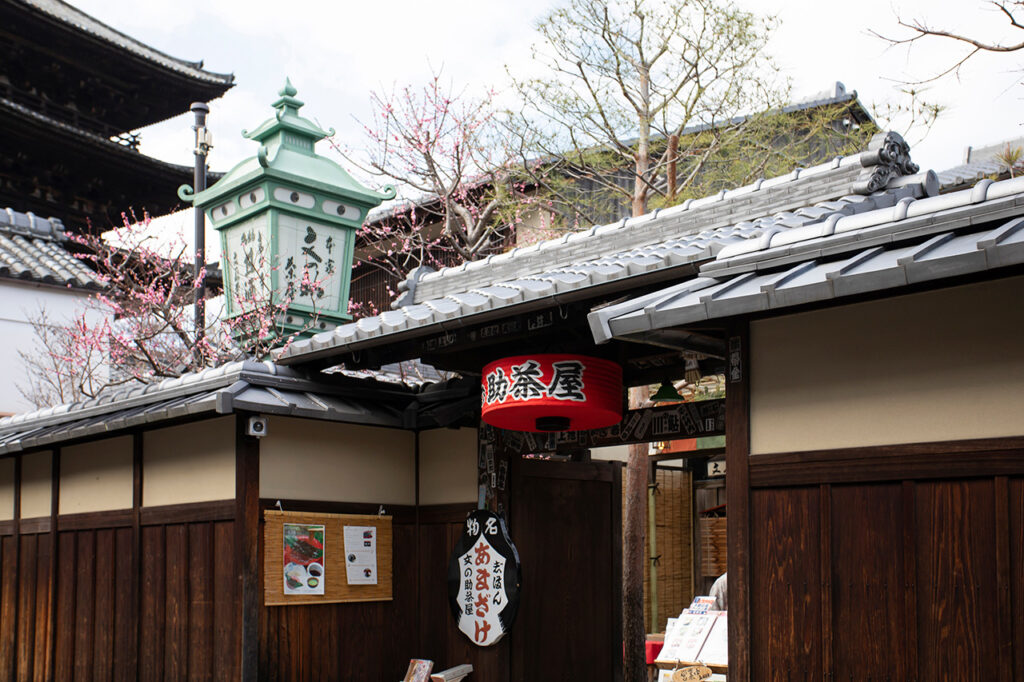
748, 439, 1024, 487
500, 399, 725, 456
725, 324, 751, 682
235, 415, 260, 682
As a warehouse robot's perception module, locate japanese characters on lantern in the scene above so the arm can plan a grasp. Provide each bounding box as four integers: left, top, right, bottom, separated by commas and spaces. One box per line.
447, 510, 521, 647
480, 354, 623, 432
484, 358, 587, 406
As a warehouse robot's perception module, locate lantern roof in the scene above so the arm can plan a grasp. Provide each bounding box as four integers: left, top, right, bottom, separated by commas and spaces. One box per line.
187, 79, 394, 208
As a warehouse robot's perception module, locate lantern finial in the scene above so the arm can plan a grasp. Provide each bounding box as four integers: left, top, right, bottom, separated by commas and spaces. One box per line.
279, 77, 298, 98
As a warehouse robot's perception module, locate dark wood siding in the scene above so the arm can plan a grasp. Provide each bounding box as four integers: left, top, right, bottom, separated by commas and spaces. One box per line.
746, 447, 1024, 681
256, 504, 510, 682
750, 486, 821, 682
829, 483, 908, 681
0, 503, 237, 682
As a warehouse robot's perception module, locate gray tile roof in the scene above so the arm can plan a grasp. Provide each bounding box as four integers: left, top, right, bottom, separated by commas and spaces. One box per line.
0, 208, 102, 289
277, 132, 932, 364
588, 175, 1024, 342
0, 359, 419, 454
937, 160, 1012, 191
20, 0, 234, 85
364, 82, 869, 226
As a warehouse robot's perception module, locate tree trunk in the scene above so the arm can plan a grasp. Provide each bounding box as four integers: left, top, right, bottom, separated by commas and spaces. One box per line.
632, 69, 651, 218
623, 385, 649, 682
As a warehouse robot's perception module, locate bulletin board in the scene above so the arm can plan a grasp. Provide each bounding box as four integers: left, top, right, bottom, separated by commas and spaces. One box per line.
263, 510, 393, 606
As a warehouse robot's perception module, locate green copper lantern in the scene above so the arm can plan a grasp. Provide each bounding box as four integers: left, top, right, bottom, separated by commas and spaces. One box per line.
179, 79, 394, 336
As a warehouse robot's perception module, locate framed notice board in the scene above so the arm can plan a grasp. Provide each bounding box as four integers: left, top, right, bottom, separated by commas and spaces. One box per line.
263, 510, 393, 606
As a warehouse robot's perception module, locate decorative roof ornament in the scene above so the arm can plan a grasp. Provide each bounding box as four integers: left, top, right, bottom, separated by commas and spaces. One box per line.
854, 132, 919, 194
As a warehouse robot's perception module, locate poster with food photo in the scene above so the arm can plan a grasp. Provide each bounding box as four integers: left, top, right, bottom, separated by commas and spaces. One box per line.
283, 523, 325, 595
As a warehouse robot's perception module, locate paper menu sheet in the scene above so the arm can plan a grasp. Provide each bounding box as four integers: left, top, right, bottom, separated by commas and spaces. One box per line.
656, 612, 717, 664
698, 613, 728, 666
343, 525, 378, 585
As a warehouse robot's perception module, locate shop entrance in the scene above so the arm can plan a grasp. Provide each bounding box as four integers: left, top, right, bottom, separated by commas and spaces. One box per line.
508, 457, 623, 682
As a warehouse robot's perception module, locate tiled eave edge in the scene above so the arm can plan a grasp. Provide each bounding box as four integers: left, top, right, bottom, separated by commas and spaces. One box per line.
406, 132, 925, 304
276, 260, 706, 367
588, 181, 1024, 343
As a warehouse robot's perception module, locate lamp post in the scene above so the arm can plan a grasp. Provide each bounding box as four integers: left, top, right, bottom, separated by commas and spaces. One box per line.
190, 101, 211, 347
179, 79, 395, 345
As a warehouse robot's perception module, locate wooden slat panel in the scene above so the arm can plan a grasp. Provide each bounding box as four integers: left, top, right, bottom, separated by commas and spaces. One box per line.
901, 481, 919, 682
213, 521, 238, 682
994, 477, 1012, 682
113, 527, 135, 682
93, 529, 116, 680
916, 479, 1000, 681
16, 533, 38, 682
31, 533, 52, 682
750, 486, 821, 682
417, 523, 449, 665
830, 483, 907, 680
72, 531, 95, 682
164, 524, 188, 682
54, 533, 76, 681
0, 536, 16, 678
1010, 478, 1024, 682
389, 523, 419, 678
139, 525, 165, 682
188, 523, 213, 682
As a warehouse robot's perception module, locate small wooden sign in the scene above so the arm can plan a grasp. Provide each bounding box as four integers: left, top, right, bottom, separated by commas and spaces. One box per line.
263, 510, 392, 605
672, 665, 712, 681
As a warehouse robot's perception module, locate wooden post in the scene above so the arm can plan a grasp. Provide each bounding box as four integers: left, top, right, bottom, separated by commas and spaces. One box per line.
623, 385, 649, 682
725, 324, 751, 682
236, 416, 260, 682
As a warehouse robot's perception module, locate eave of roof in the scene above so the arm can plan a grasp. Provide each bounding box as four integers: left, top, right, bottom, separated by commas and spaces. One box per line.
589, 175, 1024, 342
0, 208, 103, 289
277, 132, 930, 366
0, 360, 429, 455
15, 0, 234, 87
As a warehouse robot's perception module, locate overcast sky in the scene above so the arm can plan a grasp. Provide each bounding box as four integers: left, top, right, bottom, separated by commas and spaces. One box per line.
74, 0, 1023, 176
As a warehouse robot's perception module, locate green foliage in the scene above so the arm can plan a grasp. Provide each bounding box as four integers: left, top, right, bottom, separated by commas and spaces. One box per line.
508, 0, 789, 219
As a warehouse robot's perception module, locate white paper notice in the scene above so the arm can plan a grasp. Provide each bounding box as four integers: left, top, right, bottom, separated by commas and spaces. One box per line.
697, 613, 728, 666
343, 525, 378, 585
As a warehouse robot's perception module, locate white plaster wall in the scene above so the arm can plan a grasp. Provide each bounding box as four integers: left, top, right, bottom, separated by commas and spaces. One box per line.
143, 417, 235, 507
418, 427, 478, 505
750, 276, 1024, 453
0, 458, 13, 521
21, 451, 53, 519
591, 444, 630, 462
260, 417, 415, 505
60, 437, 133, 514
0, 280, 99, 415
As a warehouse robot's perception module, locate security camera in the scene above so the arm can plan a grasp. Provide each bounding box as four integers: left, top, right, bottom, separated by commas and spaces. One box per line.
247, 416, 268, 438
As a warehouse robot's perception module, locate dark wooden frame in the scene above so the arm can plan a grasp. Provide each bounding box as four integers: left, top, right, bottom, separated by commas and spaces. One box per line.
725, 322, 751, 682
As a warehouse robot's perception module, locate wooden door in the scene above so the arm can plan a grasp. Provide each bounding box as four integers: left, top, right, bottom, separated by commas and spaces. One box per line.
509, 458, 623, 682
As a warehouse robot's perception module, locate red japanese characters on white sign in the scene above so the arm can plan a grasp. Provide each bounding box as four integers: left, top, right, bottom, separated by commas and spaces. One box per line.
454, 524, 508, 646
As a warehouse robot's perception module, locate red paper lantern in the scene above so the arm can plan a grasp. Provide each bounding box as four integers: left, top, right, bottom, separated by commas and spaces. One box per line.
481, 354, 623, 432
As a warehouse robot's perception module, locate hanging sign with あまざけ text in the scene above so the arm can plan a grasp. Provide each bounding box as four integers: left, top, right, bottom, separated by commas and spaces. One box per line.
447, 510, 521, 646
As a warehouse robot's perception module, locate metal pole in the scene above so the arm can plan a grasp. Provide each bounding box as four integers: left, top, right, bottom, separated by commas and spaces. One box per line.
191, 102, 210, 350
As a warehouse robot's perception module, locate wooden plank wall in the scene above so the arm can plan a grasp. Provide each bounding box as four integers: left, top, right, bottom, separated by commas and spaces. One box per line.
0, 504, 238, 682
257, 501, 510, 682
746, 444, 1024, 682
